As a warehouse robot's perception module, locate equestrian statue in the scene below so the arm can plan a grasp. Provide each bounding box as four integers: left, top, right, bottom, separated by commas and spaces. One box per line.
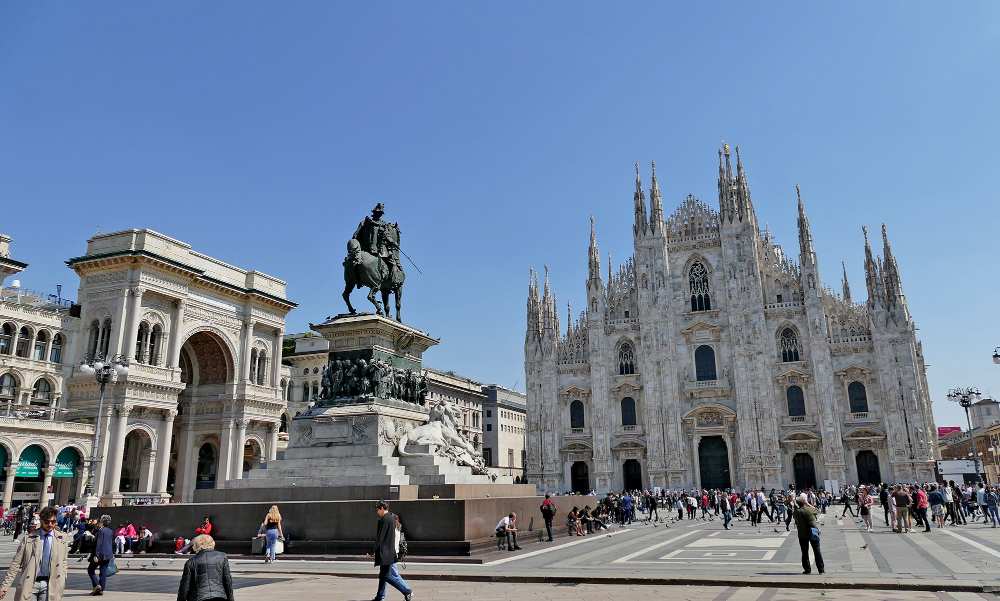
342, 203, 406, 320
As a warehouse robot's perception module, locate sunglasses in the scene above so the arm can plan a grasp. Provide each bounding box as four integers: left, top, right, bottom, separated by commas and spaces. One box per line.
41, 519, 57, 525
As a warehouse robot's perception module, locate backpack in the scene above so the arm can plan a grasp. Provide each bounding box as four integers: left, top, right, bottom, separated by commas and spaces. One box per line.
397, 530, 408, 562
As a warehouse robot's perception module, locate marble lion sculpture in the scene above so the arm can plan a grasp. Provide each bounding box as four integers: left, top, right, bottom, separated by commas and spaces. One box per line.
396, 400, 487, 474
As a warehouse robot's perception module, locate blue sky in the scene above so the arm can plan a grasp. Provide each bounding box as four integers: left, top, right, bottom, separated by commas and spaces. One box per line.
2, 2, 998, 428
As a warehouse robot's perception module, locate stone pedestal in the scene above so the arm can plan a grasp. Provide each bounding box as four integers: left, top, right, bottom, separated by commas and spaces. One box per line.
238, 313, 507, 493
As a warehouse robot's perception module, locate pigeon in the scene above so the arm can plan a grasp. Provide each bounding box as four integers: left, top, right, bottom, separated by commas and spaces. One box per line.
860, 544, 868, 549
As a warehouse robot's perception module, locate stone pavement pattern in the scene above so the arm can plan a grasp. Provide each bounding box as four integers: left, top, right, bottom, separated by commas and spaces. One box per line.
37, 575, 1000, 601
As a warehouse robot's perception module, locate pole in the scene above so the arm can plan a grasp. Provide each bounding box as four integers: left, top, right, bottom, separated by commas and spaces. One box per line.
85, 379, 107, 498
964, 403, 982, 483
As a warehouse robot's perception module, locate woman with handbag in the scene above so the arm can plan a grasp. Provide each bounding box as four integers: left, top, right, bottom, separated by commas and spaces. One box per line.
87, 515, 115, 596
260, 506, 284, 563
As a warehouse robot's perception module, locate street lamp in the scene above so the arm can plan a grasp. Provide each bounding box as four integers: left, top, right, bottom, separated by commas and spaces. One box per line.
78, 354, 129, 506
947, 386, 983, 482
993, 347, 1000, 365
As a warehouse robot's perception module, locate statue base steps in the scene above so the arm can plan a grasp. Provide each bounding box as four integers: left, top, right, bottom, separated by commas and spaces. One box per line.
398, 444, 513, 485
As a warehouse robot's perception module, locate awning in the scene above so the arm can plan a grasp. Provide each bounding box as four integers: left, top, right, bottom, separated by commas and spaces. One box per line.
15, 446, 44, 478
54, 448, 78, 478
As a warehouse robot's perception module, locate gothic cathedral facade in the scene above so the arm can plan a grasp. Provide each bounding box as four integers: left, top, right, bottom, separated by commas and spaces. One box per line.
524, 145, 937, 494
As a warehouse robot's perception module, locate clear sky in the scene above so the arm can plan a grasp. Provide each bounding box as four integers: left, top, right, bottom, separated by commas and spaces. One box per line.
2, 2, 998, 428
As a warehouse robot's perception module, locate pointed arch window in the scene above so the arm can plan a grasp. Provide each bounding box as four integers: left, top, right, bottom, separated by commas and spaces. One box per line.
570, 400, 585, 429
618, 342, 636, 375
31, 379, 53, 405
779, 328, 800, 363
256, 351, 267, 385
87, 320, 100, 357
620, 397, 637, 427
0, 323, 13, 355
149, 325, 162, 366
786, 385, 806, 416
848, 381, 869, 413
49, 334, 63, 364
32, 330, 49, 361
689, 262, 712, 311
99, 319, 112, 357
0, 373, 18, 401
694, 345, 717, 381
135, 322, 149, 362
15, 327, 31, 358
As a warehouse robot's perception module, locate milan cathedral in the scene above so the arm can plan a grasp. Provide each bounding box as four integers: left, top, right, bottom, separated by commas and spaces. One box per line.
524, 145, 937, 493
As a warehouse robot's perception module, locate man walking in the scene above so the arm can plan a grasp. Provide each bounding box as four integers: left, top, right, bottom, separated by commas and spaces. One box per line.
1, 506, 70, 601
792, 493, 824, 575
539, 495, 557, 541
370, 501, 413, 601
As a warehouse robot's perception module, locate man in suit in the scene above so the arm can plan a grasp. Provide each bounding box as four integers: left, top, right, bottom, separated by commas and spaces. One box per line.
369, 501, 413, 601
1, 506, 70, 601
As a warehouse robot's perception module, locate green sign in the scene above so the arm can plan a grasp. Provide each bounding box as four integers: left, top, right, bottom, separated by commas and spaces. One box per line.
54, 448, 77, 478
15, 446, 44, 478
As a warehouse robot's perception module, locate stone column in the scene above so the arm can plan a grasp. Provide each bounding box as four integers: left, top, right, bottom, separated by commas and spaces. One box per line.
9, 328, 19, 360
217, 416, 234, 489
232, 419, 248, 480
39, 466, 54, 507
240, 320, 256, 382
2, 464, 15, 509
270, 328, 284, 390
174, 419, 195, 502
118, 286, 143, 360
92, 406, 114, 498
139, 450, 155, 493
154, 410, 176, 494
76, 463, 89, 501
167, 300, 186, 369
104, 404, 132, 495
266, 424, 279, 461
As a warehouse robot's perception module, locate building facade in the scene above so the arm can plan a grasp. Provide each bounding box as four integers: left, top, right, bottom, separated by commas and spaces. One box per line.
0, 229, 294, 507
482, 384, 527, 479
525, 147, 937, 494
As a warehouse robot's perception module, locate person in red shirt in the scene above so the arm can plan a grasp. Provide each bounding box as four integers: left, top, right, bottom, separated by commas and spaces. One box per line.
176, 516, 213, 554
915, 487, 930, 533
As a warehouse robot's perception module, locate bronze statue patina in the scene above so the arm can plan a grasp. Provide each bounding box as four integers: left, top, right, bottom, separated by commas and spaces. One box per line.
343, 203, 406, 320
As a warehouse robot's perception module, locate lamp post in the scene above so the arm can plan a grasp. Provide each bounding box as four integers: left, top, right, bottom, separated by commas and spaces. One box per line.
947, 386, 983, 483
78, 354, 129, 507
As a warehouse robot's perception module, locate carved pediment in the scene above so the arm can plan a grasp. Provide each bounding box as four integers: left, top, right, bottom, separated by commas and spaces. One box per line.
835, 365, 871, 379
680, 320, 721, 343
844, 427, 885, 440
560, 385, 591, 399
611, 380, 642, 394
775, 368, 811, 385
682, 404, 737, 427
561, 441, 593, 454
611, 440, 646, 452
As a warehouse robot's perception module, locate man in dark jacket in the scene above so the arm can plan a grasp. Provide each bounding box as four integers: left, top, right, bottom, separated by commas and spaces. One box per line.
370, 501, 412, 601
176, 535, 234, 601
87, 515, 115, 596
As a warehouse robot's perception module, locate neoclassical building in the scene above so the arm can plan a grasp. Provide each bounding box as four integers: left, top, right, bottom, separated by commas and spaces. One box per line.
0, 229, 294, 506
525, 146, 937, 494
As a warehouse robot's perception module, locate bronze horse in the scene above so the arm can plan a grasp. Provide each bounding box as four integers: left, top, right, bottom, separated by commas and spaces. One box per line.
342, 224, 405, 320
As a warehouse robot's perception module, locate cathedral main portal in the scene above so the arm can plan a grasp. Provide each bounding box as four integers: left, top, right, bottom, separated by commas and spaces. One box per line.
698, 436, 731, 490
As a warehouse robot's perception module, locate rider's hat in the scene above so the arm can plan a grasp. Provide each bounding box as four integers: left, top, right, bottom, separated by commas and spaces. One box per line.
373, 202, 385, 214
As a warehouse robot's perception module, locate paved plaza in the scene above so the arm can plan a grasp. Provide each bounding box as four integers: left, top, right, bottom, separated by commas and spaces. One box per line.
6, 507, 1000, 597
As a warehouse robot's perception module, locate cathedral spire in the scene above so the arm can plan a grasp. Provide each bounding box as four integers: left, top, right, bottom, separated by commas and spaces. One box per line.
649, 160, 664, 232
796, 184, 815, 257
588, 216, 601, 282
881, 223, 903, 303
526, 267, 541, 341
863, 226, 882, 306
541, 265, 553, 332
733, 145, 758, 226
566, 301, 572, 337
841, 261, 852, 303
633, 162, 648, 237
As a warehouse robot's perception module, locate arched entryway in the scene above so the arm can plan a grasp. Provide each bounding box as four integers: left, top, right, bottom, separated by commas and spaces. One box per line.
856, 450, 881, 484
622, 459, 642, 491
242, 439, 263, 475
13, 444, 49, 506
698, 436, 731, 490
52, 447, 83, 505
793, 453, 817, 490
570, 461, 590, 494
196, 443, 218, 490
120, 429, 154, 493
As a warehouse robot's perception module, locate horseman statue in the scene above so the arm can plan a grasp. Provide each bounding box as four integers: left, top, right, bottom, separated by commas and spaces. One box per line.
342, 203, 406, 320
